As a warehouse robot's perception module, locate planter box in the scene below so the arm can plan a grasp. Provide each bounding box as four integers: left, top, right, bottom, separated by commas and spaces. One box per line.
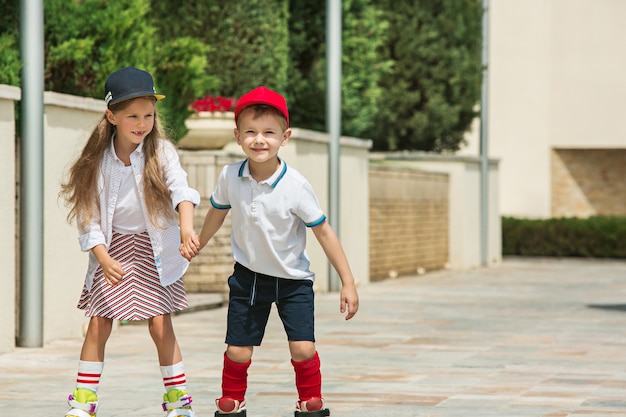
178, 111, 235, 150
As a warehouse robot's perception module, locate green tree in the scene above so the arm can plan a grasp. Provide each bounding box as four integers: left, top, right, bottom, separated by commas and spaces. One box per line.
288, 0, 390, 137
42, 0, 216, 140
151, 0, 290, 99
44, 0, 156, 98
153, 37, 214, 140
368, 0, 482, 151
0, 0, 21, 86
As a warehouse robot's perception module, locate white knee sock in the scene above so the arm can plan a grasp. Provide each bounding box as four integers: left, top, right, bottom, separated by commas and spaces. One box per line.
76, 360, 104, 393
160, 361, 187, 392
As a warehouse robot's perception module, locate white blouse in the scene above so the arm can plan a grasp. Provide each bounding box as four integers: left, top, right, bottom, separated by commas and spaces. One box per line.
77, 136, 200, 291
112, 165, 147, 234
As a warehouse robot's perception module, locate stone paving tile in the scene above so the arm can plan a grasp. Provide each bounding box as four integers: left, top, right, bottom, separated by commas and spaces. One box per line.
1, 257, 626, 417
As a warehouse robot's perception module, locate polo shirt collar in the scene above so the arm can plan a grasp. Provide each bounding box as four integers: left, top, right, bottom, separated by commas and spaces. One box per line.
238, 158, 288, 188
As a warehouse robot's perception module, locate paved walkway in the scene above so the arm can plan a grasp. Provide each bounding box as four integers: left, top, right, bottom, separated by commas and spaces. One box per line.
2, 257, 626, 417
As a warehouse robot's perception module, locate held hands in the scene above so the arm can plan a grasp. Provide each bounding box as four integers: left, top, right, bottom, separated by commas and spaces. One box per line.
179, 228, 201, 261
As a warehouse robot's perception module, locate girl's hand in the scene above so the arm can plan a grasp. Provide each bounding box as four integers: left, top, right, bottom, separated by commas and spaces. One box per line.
92, 245, 125, 286
100, 257, 126, 286
180, 230, 200, 261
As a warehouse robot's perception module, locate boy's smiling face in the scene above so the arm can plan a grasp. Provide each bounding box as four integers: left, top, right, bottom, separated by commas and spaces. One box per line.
235, 107, 291, 166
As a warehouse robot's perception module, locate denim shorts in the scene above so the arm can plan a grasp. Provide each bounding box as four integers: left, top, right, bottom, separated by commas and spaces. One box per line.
225, 263, 315, 346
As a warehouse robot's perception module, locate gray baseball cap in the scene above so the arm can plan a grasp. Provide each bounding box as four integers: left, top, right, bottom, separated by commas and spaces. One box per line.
104, 66, 165, 107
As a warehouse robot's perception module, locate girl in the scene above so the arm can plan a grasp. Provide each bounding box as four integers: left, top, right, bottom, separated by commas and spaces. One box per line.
60, 67, 200, 417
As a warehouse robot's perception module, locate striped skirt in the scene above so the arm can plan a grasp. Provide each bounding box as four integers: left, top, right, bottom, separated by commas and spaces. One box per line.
77, 231, 188, 321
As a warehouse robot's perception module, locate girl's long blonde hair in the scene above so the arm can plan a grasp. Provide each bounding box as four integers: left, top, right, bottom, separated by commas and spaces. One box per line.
60, 98, 174, 230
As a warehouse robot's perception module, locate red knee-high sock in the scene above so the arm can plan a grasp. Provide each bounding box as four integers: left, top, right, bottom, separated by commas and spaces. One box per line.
221, 352, 251, 401
291, 351, 322, 401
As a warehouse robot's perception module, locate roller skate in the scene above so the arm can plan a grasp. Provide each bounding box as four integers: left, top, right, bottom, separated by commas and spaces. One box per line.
215, 396, 247, 416
162, 388, 195, 417
66, 388, 98, 417
294, 397, 330, 417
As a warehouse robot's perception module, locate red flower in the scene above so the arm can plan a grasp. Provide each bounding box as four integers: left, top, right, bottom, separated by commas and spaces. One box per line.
190, 95, 236, 112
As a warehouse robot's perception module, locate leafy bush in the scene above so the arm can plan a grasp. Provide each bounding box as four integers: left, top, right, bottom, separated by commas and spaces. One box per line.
367, 0, 482, 151
502, 216, 626, 258
0, 0, 20, 86
151, 0, 289, 98
39, 0, 216, 141
287, 0, 390, 137
1, 0, 483, 148
44, 0, 156, 98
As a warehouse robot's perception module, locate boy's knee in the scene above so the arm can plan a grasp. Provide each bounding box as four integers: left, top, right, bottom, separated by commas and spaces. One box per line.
226, 345, 254, 363
288, 341, 316, 362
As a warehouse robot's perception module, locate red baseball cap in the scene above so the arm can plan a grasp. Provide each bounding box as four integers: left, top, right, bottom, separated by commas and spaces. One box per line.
234, 86, 289, 127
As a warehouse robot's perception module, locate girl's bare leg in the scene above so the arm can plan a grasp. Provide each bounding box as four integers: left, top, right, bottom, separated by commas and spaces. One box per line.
80, 317, 113, 362
148, 314, 183, 366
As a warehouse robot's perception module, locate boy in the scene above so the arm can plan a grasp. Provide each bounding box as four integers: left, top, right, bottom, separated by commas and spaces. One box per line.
191, 86, 359, 416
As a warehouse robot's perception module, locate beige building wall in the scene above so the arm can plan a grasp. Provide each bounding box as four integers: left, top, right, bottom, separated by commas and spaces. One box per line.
43, 92, 106, 343
371, 154, 501, 270
462, 0, 626, 218
0, 85, 20, 354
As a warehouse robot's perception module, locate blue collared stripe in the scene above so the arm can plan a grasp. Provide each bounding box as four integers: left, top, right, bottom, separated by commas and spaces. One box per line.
210, 195, 231, 210
305, 215, 326, 228
238, 160, 248, 177
271, 162, 288, 188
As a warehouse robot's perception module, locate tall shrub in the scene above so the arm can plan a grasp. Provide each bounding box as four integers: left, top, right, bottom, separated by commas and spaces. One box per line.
151, 0, 289, 99
0, 0, 20, 86
42, 0, 215, 141
288, 0, 390, 137
368, 0, 482, 151
44, 0, 156, 98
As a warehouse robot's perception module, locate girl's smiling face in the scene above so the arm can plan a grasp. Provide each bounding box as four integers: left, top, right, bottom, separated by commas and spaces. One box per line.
106, 97, 156, 149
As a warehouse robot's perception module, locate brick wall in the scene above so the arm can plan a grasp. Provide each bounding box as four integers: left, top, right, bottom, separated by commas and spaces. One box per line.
369, 167, 449, 281
551, 148, 626, 217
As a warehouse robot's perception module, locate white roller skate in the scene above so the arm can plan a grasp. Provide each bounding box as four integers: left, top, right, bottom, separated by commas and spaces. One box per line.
66, 388, 98, 417
162, 388, 196, 417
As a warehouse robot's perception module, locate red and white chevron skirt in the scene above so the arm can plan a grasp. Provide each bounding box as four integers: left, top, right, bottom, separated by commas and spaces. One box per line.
77, 231, 188, 320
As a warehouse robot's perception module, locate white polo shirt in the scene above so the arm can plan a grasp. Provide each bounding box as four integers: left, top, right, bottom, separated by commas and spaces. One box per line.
211, 159, 326, 281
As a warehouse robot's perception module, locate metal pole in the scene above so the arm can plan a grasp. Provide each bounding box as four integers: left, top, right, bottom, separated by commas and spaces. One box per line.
18, 0, 45, 347
326, 0, 341, 291
479, 0, 490, 267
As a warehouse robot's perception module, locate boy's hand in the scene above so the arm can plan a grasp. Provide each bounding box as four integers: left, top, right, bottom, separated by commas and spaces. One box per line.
179, 230, 200, 261
340, 284, 359, 320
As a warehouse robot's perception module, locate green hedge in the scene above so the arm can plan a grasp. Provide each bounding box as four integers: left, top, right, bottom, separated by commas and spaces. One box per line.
502, 216, 626, 258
